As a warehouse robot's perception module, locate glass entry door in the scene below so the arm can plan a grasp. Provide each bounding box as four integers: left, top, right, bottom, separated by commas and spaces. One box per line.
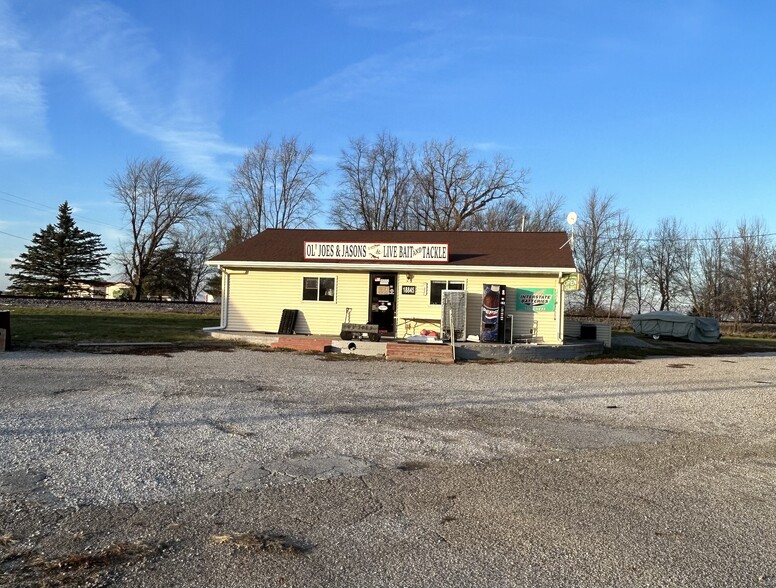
369, 273, 397, 334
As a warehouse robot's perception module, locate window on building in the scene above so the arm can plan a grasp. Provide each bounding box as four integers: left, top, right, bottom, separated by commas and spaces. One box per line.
430, 280, 465, 305
303, 277, 335, 302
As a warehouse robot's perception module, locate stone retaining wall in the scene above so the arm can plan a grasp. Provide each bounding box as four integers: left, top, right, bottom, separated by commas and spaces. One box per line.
0, 295, 220, 315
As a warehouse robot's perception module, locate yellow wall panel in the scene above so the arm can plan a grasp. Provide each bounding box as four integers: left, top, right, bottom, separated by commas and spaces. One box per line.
224, 268, 369, 334
223, 267, 563, 343
393, 273, 562, 343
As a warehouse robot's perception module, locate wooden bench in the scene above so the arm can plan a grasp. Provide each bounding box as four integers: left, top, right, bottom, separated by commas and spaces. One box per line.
397, 317, 442, 337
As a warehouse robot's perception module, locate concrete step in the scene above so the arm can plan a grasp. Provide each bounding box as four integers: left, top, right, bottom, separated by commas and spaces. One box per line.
386, 342, 454, 364
271, 337, 333, 353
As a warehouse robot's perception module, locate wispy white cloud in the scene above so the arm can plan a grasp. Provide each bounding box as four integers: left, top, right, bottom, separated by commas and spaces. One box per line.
49, 1, 242, 179
0, 0, 51, 158
327, 0, 473, 34
291, 2, 499, 110
288, 36, 455, 107
311, 152, 339, 165
472, 141, 510, 152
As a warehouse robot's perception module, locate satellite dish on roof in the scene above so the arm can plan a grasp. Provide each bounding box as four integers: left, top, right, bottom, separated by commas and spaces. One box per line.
560, 212, 577, 250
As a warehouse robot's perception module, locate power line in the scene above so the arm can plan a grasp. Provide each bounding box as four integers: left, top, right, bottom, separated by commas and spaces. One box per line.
0, 194, 51, 213
640, 232, 776, 243
573, 229, 776, 247
0, 229, 30, 241
0, 189, 123, 231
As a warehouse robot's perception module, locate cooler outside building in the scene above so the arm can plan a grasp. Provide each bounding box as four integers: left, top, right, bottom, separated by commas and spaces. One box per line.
207, 229, 577, 345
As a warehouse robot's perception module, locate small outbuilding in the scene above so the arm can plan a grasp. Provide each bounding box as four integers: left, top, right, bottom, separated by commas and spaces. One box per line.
207, 229, 577, 344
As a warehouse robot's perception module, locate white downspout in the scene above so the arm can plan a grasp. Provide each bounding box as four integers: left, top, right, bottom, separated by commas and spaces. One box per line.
221, 268, 228, 329
558, 272, 565, 345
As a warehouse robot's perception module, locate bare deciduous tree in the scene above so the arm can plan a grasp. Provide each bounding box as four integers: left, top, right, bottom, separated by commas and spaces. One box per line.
469, 192, 565, 232
110, 157, 213, 300
223, 136, 324, 238
468, 197, 524, 231
683, 223, 727, 318
330, 133, 415, 230
729, 218, 774, 324
641, 217, 689, 311
605, 212, 638, 318
411, 138, 527, 231
523, 192, 567, 232
573, 189, 621, 314
170, 222, 220, 302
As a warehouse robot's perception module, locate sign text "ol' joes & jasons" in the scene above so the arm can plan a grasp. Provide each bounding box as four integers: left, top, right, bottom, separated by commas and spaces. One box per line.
304, 242, 449, 262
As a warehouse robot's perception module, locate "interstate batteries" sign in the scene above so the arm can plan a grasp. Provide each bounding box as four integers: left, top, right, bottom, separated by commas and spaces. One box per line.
516, 288, 556, 312
304, 242, 449, 262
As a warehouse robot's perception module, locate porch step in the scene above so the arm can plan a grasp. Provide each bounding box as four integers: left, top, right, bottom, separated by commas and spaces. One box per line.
271, 337, 333, 353
386, 342, 454, 364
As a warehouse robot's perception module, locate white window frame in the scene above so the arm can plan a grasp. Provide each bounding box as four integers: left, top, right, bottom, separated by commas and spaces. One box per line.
302, 276, 336, 302
430, 280, 465, 305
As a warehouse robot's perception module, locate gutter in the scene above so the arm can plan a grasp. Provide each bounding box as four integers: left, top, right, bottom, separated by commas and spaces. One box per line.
208, 260, 577, 275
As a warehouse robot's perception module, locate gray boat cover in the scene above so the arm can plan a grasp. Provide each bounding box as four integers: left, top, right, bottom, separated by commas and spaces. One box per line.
631, 311, 720, 343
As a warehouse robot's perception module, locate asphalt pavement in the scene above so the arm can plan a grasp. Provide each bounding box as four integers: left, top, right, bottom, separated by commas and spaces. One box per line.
1, 348, 774, 587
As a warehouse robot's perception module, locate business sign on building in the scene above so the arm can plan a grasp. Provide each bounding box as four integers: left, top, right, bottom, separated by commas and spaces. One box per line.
562, 273, 581, 291
516, 288, 556, 312
304, 242, 449, 262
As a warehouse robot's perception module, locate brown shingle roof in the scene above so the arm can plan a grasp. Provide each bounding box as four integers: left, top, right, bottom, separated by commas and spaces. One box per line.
210, 229, 575, 269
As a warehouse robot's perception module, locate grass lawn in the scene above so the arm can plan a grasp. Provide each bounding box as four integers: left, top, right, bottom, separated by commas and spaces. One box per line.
4, 307, 221, 349
605, 329, 776, 359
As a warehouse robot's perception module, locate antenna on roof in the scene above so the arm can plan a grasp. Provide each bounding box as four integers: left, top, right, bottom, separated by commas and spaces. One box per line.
560, 212, 577, 249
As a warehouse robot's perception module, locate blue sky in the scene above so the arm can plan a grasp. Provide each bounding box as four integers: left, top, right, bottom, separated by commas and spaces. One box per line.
1, 0, 774, 289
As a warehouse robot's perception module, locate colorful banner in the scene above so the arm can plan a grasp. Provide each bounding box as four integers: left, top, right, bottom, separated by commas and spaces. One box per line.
304, 242, 448, 262
516, 288, 556, 312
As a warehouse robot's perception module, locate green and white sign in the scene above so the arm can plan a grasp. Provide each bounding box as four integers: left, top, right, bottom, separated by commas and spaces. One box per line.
562, 273, 581, 292
516, 288, 556, 312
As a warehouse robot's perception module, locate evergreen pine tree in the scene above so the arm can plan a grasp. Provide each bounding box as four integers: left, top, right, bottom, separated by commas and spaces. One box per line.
143, 245, 188, 300
6, 202, 110, 296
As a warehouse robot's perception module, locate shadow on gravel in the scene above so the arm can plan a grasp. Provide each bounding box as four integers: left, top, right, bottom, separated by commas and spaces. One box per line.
396, 460, 431, 472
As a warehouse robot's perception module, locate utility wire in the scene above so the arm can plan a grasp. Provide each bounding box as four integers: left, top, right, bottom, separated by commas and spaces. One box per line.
572, 230, 776, 247
0, 230, 29, 241
0, 189, 123, 231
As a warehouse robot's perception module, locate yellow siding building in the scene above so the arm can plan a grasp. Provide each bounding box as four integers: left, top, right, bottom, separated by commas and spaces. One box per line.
209, 229, 577, 345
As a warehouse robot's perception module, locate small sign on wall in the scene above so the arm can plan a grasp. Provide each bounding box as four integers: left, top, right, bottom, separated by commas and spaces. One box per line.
516, 288, 556, 312
401, 285, 416, 295
563, 273, 581, 291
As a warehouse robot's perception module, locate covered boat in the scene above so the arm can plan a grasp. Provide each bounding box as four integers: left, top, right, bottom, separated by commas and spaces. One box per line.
631, 311, 720, 343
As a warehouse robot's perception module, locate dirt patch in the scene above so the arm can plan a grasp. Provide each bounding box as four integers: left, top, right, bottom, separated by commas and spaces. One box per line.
209, 532, 311, 554
578, 357, 638, 365
0, 541, 166, 587
316, 353, 382, 361
611, 335, 655, 349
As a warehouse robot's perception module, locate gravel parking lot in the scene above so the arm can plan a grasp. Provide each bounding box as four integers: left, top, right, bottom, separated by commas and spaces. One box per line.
1, 348, 775, 587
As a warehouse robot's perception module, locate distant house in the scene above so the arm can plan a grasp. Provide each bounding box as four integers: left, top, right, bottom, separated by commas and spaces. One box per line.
65, 280, 108, 298
105, 282, 132, 299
